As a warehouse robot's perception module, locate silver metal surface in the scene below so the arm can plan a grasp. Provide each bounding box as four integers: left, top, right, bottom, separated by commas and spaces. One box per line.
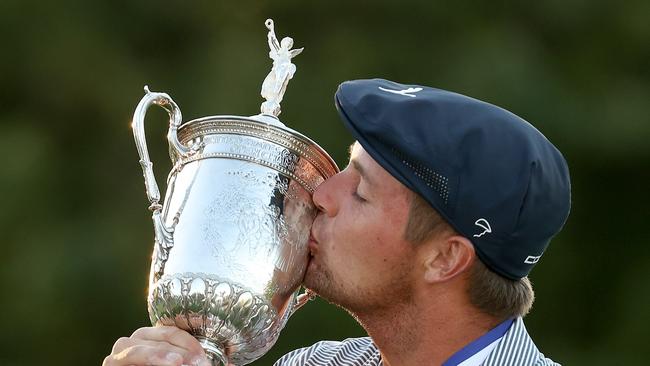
130, 19, 338, 365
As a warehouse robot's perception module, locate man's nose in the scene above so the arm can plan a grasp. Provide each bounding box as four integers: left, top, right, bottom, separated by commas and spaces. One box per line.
312, 174, 339, 217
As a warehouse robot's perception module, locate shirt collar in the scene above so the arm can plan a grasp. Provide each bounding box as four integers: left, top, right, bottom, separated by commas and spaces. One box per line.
441, 318, 514, 366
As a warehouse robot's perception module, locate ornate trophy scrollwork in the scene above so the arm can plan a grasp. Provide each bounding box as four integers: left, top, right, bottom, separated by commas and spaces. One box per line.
131, 19, 338, 366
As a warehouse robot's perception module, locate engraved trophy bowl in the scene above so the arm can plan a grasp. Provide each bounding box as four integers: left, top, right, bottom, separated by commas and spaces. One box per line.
130, 20, 338, 366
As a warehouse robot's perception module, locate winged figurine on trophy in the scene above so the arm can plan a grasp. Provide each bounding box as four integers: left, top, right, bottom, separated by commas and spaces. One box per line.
260, 19, 304, 117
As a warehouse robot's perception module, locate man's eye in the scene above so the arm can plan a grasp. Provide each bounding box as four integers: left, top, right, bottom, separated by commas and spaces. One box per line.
353, 191, 367, 202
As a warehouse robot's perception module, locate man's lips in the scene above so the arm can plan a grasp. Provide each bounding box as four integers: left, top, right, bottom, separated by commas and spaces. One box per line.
308, 231, 319, 256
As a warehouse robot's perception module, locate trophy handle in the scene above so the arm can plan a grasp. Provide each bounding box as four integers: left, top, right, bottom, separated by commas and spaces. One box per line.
132, 86, 191, 281
132, 86, 190, 212
291, 288, 316, 315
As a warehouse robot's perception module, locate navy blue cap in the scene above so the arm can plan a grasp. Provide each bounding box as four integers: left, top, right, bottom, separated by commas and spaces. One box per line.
335, 78, 571, 280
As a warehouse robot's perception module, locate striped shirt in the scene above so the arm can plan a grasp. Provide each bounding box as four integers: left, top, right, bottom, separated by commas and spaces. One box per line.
274, 317, 560, 366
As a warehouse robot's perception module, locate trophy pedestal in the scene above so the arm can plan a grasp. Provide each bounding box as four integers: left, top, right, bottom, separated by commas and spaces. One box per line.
197, 336, 227, 366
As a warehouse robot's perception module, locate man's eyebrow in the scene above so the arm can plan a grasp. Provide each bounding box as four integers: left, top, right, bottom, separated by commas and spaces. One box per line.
351, 159, 374, 187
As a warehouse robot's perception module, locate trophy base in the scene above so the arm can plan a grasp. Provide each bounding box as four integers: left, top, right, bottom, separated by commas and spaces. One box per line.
196, 336, 228, 366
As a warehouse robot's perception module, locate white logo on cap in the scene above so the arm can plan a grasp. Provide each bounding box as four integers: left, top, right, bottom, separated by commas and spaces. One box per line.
378, 86, 423, 98
524, 255, 542, 264
473, 218, 492, 238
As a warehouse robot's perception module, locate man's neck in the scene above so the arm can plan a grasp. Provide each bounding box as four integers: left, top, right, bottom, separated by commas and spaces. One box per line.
353, 291, 501, 366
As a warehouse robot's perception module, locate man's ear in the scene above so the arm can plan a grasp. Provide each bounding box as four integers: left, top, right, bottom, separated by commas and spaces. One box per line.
422, 236, 475, 283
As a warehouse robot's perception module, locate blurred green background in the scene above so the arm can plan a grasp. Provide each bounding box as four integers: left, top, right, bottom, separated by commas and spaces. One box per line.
1, 0, 648, 365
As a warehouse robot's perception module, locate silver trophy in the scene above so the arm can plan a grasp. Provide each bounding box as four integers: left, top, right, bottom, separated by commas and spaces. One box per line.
131, 19, 338, 366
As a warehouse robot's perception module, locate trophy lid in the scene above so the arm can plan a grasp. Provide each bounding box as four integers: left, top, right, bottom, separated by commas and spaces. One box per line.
176, 114, 339, 188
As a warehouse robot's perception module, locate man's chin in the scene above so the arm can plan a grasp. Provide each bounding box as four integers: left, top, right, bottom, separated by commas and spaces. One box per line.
302, 269, 319, 292
302, 266, 328, 297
